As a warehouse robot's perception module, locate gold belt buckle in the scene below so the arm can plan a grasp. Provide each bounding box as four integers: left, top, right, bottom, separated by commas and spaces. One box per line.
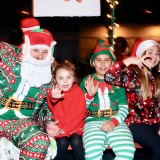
109, 108, 113, 116
97, 110, 101, 117
4, 97, 22, 111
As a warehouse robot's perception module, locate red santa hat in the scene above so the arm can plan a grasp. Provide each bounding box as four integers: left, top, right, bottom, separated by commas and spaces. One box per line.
131, 39, 160, 57
131, 38, 143, 57
20, 17, 40, 32
22, 29, 56, 58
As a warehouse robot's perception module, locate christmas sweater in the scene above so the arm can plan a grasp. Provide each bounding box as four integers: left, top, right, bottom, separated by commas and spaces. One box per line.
105, 61, 160, 125
0, 42, 53, 123
47, 84, 87, 138
80, 74, 129, 125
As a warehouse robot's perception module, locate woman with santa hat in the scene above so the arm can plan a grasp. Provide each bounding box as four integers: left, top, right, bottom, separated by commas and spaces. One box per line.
105, 39, 160, 160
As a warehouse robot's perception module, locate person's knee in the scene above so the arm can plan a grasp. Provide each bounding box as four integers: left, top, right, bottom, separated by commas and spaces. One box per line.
23, 133, 50, 149
20, 134, 51, 160
115, 147, 135, 160
70, 134, 83, 148
72, 139, 83, 148
56, 137, 69, 151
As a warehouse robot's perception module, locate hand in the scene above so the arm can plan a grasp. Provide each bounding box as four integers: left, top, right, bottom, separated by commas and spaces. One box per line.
85, 75, 99, 97
51, 84, 64, 99
46, 120, 64, 137
141, 54, 154, 71
123, 55, 153, 70
100, 121, 115, 132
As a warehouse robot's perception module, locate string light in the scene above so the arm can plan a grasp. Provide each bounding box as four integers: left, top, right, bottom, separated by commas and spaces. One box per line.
106, 0, 119, 49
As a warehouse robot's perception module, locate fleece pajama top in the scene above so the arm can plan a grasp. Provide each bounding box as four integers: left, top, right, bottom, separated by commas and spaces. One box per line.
0, 42, 55, 160
80, 74, 135, 160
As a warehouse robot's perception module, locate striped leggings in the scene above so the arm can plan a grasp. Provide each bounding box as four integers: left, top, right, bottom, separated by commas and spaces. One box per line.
83, 121, 135, 160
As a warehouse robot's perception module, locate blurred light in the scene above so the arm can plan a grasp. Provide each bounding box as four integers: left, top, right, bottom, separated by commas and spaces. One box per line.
107, 14, 111, 18
20, 10, 30, 15
114, 23, 119, 27
105, 34, 109, 37
109, 26, 113, 30
115, 1, 119, 5
144, 10, 152, 14
110, 4, 113, 9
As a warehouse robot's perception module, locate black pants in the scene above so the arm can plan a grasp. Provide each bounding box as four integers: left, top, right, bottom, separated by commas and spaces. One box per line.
129, 123, 160, 160
54, 134, 85, 160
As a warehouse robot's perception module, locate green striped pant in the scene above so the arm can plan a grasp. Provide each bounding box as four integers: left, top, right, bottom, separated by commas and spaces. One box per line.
83, 121, 135, 160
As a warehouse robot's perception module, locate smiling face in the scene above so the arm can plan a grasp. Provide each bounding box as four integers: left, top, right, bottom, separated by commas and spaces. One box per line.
30, 47, 49, 60
92, 54, 113, 79
144, 45, 160, 68
55, 68, 75, 91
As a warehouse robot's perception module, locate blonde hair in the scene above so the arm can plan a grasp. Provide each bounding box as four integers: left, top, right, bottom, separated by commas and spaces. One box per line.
153, 65, 160, 101
133, 64, 160, 101
140, 49, 160, 101
140, 67, 152, 100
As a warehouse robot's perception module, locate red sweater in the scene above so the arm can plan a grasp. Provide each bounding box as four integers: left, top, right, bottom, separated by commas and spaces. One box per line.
47, 84, 87, 138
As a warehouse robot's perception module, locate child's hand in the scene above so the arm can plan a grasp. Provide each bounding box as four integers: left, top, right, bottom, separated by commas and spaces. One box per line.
100, 120, 115, 132
46, 120, 64, 137
51, 84, 64, 99
85, 75, 99, 97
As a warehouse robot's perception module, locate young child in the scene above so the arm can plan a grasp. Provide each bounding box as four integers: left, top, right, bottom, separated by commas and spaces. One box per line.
80, 39, 135, 160
46, 60, 87, 160
105, 39, 160, 160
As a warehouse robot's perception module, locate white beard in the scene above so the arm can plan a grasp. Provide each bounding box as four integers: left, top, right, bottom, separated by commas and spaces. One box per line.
20, 55, 54, 88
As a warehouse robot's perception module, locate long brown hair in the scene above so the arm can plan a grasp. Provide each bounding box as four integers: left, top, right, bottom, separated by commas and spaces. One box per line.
152, 64, 160, 101
132, 64, 160, 101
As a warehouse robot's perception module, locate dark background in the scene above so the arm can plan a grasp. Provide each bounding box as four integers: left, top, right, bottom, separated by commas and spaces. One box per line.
1, 0, 160, 34
1, 0, 160, 26
1, 0, 160, 46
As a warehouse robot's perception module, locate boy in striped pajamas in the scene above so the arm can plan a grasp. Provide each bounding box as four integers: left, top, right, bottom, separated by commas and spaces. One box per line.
80, 39, 135, 160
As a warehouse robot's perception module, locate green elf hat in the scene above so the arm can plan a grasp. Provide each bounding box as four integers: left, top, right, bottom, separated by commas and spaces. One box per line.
90, 39, 116, 66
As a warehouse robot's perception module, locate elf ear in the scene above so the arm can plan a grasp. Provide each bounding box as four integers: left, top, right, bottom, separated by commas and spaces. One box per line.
90, 60, 94, 67
50, 41, 57, 55
22, 36, 30, 56
111, 60, 115, 66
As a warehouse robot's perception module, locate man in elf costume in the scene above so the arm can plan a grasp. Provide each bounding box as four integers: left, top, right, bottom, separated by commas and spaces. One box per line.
0, 18, 58, 160
80, 39, 135, 160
